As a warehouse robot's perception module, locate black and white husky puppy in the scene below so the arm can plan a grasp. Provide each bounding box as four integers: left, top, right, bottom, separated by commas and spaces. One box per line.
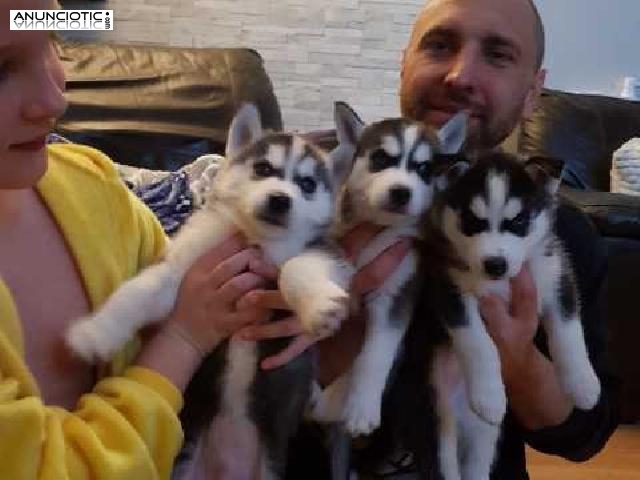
423, 152, 601, 480
311, 103, 467, 437
65, 103, 355, 478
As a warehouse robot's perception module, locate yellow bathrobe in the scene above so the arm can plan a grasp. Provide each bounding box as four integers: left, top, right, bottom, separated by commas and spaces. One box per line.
0, 143, 183, 480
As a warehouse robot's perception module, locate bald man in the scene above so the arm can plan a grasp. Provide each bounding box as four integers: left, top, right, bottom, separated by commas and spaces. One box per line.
264, 1, 618, 478
363, 1, 618, 478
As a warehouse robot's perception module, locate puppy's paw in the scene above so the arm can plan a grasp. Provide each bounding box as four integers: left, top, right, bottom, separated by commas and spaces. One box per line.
468, 379, 507, 426
343, 389, 382, 436
562, 366, 601, 410
308, 375, 350, 423
300, 289, 349, 337
65, 315, 126, 364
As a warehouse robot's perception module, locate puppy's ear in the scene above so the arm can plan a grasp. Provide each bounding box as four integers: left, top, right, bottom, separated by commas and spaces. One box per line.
524, 155, 564, 194
226, 103, 263, 159
432, 153, 470, 192
437, 112, 467, 154
330, 101, 365, 185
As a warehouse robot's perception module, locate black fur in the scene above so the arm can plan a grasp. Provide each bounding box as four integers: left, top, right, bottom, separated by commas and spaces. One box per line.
179, 308, 314, 478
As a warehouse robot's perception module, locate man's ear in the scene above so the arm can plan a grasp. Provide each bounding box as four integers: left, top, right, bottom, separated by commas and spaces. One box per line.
524, 155, 564, 194
437, 112, 468, 154
225, 103, 263, 159
330, 101, 364, 184
522, 68, 546, 120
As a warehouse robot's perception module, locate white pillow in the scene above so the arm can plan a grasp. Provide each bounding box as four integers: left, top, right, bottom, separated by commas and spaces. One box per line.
611, 137, 640, 195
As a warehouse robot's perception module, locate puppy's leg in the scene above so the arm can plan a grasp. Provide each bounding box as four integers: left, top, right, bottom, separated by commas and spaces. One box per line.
308, 372, 352, 424
66, 262, 180, 362
432, 346, 461, 480
542, 302, 600, 410
279, 248, 354, 337
448, 295, 506, 426
341, 252, 416, 436
202, 412, 263, 480
459, 402, 500, 480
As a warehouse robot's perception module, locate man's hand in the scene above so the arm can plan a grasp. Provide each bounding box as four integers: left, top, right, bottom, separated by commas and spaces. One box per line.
478, 264, 539, 382
235, 223, 411, 372
478, 264, 574, 429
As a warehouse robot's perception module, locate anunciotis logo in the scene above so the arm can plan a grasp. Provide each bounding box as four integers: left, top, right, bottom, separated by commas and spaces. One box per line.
10, 10, 113, 30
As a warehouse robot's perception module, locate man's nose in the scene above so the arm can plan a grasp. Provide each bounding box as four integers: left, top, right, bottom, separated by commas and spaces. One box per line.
444, 46, 480, 92
22, 62, 67, 124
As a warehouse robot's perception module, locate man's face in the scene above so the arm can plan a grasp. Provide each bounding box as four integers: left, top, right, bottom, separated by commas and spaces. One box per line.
400, 0, 545, 152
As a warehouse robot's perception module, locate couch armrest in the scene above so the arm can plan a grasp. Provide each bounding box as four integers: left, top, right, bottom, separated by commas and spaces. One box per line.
559, 186, 640, 239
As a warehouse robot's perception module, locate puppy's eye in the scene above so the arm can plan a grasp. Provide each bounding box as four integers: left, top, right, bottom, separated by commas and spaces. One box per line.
254, 161, 274, 178
416, 162, 432, 179
502, 212, 529, 235
460, 209, 488, 236
298, 177, 316, 194
370, 149, 397, 173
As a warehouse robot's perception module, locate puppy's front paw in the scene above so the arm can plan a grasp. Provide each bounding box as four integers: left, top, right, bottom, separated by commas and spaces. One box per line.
300, 289, 349, 337
468, 378, 507, 426
65, 315, 127, 364
562, 366, 601, 410
343, 389, 382, 436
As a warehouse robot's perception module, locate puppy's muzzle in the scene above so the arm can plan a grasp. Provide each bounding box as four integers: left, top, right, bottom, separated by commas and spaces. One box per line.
258, 192, 291, 226
483, 256, 508, 279
386, 185, 412, 213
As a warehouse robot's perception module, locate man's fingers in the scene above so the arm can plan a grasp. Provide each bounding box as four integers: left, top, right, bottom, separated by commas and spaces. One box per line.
479, 294, 509, 329
341, 223, 384, 261
510, 264, 537, 318
351, 238, 412, 296
236, 316, 303, 341
236, 289, 290, 311
260, 334, 316, 370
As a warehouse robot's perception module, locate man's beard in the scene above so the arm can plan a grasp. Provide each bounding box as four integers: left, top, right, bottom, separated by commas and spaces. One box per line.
399, 89, 526, 154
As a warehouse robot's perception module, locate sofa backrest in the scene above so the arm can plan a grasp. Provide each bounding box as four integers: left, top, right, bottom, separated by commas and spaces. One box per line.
519, 89, 640, 191
55, 41, 282, 170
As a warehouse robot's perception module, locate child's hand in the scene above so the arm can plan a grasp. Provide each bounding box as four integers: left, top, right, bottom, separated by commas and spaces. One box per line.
166, 232, 272, 355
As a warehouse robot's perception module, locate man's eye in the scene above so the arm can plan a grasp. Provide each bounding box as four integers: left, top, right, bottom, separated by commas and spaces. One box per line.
298, 177, 316, 194
423, 40, 452, 58
485, 48, 514, 66
254, 161, 274, 177
370, 150, 397, 172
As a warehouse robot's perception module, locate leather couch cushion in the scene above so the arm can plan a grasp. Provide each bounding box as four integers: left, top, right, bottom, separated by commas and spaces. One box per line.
520, 89, 640, 192
55, 41, 282, 170
559, 186, 640, 239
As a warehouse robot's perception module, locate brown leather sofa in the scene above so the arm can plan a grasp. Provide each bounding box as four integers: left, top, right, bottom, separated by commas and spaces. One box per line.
55, 40, 282, 170
516, 89, 640, 423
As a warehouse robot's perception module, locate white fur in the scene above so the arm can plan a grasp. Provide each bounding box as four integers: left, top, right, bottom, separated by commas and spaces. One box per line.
435, 163, 601, 479
311, 108, 468, 437
66, 103, 356, 480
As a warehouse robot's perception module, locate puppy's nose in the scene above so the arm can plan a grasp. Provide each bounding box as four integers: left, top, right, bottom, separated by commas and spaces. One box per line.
389, 186, 412, 208
267, 193, 291, 214
483, 256, 508, 279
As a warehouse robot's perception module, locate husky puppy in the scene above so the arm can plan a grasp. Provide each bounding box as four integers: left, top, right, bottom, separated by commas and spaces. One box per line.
423, 152, 601, 480
66, 103, 355, 478
310, 103, 467, 438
